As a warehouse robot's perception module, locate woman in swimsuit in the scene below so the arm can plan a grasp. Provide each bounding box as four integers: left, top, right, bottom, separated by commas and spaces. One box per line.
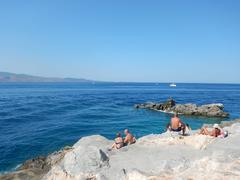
199, 124, 221, 137
111, 133, 124, 149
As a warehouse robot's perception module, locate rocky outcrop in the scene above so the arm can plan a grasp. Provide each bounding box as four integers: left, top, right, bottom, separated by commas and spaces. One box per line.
0, 146, 72, 180
2, 120, 240, 180
135, 98, 229, 118
44, 120, 240, 179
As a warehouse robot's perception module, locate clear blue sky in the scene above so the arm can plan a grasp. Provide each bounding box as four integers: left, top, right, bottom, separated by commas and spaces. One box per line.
0, 0, 239, 83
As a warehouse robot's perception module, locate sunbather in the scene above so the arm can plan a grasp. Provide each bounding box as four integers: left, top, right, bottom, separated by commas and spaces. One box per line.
124, 129, 136, 145
168, 112, 186, 135
199, 124, 221, 137
111, 133, 124, 149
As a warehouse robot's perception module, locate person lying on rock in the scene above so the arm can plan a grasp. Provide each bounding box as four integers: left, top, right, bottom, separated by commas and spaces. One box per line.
199, 124, 221, 137
167, 112, 186, 135
123, 129, 136, 145
111, 133, 124, 149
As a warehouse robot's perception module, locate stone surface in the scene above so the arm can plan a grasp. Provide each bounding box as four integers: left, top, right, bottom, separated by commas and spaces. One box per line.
43, 119, 240, 180
0, 146, 72, 180
135, 98, 229, 118
2, 120, 240, 180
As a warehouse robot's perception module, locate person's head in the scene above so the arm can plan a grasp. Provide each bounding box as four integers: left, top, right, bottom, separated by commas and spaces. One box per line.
174, 112, 179, 117
213, 124, 220, 129
124, 129, 129, 135
116, 132, 121, 138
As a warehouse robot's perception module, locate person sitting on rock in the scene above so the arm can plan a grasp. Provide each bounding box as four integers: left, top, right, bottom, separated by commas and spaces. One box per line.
199, 124, 221, 137
169, 112, 186, 135
111, 132, 124, 149
123, 129, 136, 145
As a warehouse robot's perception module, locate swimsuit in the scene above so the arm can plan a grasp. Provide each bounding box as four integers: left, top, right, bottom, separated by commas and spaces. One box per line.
171, 127, 182, 132
115, 141, 123, 145
115, 141, 124, 149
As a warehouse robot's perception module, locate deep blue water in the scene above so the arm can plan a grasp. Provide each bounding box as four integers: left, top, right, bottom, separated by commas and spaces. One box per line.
0, 83, 240, 173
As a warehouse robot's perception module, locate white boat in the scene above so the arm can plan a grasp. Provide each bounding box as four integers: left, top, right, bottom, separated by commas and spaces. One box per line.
169, 83, 176, 87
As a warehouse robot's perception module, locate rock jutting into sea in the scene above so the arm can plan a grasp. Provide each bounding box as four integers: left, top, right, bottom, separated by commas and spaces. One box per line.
1, 119, 240, 180
0, 146, 72, 180
134, 98, 229, 118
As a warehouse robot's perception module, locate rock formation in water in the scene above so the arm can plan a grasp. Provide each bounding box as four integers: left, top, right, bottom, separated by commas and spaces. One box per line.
134, 98, 229, 118
1, 119, 240, 180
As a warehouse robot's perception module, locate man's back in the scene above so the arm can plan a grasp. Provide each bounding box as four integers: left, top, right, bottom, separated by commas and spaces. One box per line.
171, 117, 181, 129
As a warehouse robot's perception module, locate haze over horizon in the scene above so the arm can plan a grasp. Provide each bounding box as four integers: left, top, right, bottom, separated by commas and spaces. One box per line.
0, 0, 240, 83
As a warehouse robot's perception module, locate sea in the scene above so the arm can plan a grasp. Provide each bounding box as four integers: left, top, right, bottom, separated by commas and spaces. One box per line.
0, 82, 240, 173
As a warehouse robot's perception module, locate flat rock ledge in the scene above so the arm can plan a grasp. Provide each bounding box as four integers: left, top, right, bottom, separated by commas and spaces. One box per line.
1, 119, 240, 180
134, 98, 229, 118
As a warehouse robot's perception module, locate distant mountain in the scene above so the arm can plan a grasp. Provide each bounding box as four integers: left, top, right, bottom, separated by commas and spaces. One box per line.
0, 72, 95, 83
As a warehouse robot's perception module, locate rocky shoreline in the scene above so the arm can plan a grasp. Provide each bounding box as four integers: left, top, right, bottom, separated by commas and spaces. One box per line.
0, 146, 72, 180
1, 119, 240, 180
134, 98, 229, 118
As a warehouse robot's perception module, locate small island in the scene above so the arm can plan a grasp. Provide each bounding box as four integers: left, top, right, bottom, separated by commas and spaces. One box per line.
134, 98, 229, 118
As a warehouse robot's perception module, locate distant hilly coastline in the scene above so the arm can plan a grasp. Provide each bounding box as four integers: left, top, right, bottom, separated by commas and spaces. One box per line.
0, 72, 95, 83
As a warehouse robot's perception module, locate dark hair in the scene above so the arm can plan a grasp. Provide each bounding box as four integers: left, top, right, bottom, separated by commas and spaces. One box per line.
174, 112, 179, 117
116, 133, 121, 137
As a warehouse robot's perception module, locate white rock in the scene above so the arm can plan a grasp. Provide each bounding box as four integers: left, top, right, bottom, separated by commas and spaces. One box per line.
44, 123, 240, 180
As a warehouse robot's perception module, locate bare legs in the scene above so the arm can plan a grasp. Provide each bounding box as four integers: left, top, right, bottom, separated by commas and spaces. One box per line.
199, 127, 209, 135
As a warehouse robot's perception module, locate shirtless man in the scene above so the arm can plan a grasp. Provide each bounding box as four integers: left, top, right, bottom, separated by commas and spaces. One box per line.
124, 129, 136, 145
170, 112, 186, 135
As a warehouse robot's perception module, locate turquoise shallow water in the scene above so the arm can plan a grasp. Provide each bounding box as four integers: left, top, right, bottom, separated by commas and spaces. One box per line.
0, 83, 240, 173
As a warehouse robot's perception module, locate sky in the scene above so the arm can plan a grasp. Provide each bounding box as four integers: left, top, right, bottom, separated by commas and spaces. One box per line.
0, 0, 239, 83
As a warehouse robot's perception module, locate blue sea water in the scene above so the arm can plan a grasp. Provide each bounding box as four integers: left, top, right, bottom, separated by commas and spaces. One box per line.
0, 82, 240, 173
